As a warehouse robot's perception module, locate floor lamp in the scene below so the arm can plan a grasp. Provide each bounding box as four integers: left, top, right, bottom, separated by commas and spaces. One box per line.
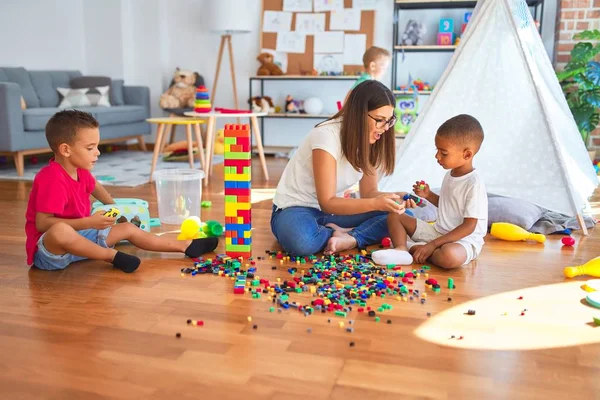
207, 1, 251, 110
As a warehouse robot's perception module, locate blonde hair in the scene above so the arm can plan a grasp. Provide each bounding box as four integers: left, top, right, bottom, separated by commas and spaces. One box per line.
362, 46, 391, 68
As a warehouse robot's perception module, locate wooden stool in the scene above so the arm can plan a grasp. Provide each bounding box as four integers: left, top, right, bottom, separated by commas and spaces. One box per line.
147, 118, 206, 182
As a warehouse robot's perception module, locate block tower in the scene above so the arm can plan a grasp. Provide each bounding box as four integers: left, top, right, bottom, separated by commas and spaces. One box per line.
194, 86, 212, 113
224, 124, 251, 259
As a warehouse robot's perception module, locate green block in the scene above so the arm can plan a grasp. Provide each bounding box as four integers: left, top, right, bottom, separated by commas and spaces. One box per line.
224, 152, 251, 160
377, 307, 384, 312
225, 195, 237, 203
335, 311, 347, 318
448, 278, 455, 289
399, 271, 405, 277
423, 265, 431, 270
375, 317, 380, 322
386, 264, 395, 269
226, 244, 252, 251
280, 294, 289, 302
400, 286, 408, 294
225, 137, 236, 144
433, 287, 441, 293
251, 279, 260, 286
269, 307, 275, 312
295, 288, 302, 293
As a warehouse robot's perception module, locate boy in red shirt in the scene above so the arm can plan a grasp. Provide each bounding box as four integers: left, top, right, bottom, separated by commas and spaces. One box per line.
25, 110, 217, 273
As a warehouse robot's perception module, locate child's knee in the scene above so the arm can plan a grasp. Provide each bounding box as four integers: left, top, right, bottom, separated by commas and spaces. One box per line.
46, 222, 76, 244
434, 246, 466, 269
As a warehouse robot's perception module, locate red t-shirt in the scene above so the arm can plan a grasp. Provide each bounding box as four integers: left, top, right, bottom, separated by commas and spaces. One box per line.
25, 160, 96, 265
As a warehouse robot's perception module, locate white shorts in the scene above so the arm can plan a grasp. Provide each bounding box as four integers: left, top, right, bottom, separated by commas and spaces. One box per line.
409, 219, 477, 265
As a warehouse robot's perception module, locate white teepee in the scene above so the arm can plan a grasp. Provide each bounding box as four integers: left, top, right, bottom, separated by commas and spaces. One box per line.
380, 0, 598, 230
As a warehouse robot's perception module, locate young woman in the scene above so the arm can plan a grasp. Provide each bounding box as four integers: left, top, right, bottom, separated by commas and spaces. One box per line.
271, 80, 410, 256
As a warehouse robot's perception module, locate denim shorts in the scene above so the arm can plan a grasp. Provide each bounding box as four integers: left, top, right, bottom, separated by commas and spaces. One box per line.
33, 227, 113, 271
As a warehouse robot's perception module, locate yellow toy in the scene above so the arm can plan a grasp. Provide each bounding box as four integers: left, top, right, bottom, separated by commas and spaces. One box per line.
490, 222, 546, 243
564, 256, 600, 278
214, 129, 225, 155
103, 207, 120, 218
177, 216, 207, 240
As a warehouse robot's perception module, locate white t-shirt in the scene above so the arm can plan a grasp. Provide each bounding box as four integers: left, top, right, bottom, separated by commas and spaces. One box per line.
434, 170, 488, 254
273, 120, 363, 210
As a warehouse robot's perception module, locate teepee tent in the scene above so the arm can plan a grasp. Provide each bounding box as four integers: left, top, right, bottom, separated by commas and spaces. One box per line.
380, 0, 598, 232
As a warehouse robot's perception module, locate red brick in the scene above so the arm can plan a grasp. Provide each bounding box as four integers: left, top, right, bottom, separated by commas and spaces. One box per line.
577, 21, 589, 30
587, 10, 600, 18
561, 10, 575, 18
594, 0, 600, 7
569, 21, 576, 29
560, 32, 574, 40
557, 54, 572, 62
558, 43, 575, 52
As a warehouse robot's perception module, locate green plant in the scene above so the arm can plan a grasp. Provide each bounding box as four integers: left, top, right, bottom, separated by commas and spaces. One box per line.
556, 29, 600, 148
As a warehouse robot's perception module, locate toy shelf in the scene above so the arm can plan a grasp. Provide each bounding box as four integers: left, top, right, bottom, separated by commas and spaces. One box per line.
394, 45, 456, 52
393, 90, 432, 95
250, 75, 357, 80
395, 0, 542, 9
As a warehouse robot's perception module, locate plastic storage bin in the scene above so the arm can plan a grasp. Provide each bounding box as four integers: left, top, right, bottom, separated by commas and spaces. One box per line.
153, 169, 204, 225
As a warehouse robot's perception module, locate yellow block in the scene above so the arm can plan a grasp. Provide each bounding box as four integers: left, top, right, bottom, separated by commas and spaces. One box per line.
225, 203, 240, 217
224, 144, 231, 152
226, 237, 232, 245
244, 231, 251, 238
238, 216, 244, 224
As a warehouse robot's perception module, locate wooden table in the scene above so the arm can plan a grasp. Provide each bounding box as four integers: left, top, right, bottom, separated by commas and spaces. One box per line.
184, 111, 269, 186
146, 117, 206, 182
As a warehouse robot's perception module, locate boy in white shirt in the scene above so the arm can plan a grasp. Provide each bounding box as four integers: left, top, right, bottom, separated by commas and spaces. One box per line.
372, 114, 488, 268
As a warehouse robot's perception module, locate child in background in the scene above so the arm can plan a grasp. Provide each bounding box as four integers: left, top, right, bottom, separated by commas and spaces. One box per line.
351, 46, 391, 90
25, 110, 218, 273
372, 114, 488, 269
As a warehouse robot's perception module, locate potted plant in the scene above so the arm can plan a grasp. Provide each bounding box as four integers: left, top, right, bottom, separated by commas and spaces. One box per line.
556, 29, 600, 161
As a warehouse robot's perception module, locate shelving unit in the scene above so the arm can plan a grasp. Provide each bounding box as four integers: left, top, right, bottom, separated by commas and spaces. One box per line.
391, 0, 545, 92
248, 75, 356, 150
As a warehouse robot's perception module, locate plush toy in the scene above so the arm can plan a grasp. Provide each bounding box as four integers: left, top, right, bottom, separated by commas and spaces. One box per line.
248, 96, 275, 113
214, 129, 225, 155
159, 67, 204, 109
401, 20, 426, 46
285, 95, 304, 113
256, 53, 283, 76
161, 140, 199, 162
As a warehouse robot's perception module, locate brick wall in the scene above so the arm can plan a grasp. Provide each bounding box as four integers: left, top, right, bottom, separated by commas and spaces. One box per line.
554, 0, 600, 149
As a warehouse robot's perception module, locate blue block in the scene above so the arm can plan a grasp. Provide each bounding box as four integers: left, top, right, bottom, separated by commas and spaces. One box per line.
225, 223, 252, 232
236, 181, 251, 189
225, 181, 238, 188
439, 18, 454, 33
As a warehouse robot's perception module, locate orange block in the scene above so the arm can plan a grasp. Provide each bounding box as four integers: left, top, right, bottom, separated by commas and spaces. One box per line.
232, 231, 238, 238
237, 196, 250, 203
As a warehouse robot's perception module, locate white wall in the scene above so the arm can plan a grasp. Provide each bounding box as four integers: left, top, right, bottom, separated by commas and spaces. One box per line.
0, 0, 558, 147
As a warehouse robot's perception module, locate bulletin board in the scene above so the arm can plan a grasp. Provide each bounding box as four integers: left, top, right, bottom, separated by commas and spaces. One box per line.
260, 0, 375, 75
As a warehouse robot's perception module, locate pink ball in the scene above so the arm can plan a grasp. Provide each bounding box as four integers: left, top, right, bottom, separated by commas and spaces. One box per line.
561, 236, 575, 246
382, 237, 392, 247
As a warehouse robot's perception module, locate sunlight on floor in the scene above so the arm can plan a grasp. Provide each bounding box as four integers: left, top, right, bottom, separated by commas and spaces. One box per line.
218, 189, 276, 204
414, 281, 600, 350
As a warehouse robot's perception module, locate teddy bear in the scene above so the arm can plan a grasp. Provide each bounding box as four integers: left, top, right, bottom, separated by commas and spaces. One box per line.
248, 96, 275, 113
159, 67, 203, 109
256, 53, 283, 76
401, 20, 426, 46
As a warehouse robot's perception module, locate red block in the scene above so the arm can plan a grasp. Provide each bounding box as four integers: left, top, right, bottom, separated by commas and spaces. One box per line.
227, 251, 252, 258
233, 288, 245, 294
237, 137, 250, 147
224, 188, 251, 196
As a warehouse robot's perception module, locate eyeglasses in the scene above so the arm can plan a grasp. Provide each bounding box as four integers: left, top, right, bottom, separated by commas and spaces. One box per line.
368, 114, 397, 129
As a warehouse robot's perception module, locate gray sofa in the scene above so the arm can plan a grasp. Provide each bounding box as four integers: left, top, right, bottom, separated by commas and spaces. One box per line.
0, 67, 151, 176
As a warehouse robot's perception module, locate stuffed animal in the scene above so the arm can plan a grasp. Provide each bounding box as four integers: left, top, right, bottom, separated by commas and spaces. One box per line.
285, 95, 303, 113
159, 67, 204, 109
161, 140, 199, 162
248, 96, 275, 113
401, 20, 426, 46
214, 129, 225, 155
256, 53, 283, 76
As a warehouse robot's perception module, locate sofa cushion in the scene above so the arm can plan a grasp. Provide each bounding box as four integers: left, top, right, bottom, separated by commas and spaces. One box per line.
71, 76, 114, 104
91, 105, 148, 126
0, 67, 40, 108
57, 86, 111, 108
22, 107, 59, 131
29, 70, 82, 107
111, 79, 125, 105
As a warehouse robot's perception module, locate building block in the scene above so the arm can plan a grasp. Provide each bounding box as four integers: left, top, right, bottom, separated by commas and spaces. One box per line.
464, 12, 472, 24
439, 18, 454, 33
224, 137, 237, 144
437, 32, 454, 45
224, 151, 251, 160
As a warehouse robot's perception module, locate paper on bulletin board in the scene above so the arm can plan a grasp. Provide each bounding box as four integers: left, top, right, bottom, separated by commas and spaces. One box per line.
353, 0, 378, 10
313, 31, 344, 53
261, 49, 288, 73
263, 11, 293, 33
314, 53, 344, 74
295, 13, 326, 34
313, 0, 344, 12
283, 0, 312, 12
343, 34, 366, 65
330, 9, 361, 31
276, 32, 307, 53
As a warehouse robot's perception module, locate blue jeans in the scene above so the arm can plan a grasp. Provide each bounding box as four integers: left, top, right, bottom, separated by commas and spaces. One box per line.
33, 227, 113, 271
270, 205, 390, 256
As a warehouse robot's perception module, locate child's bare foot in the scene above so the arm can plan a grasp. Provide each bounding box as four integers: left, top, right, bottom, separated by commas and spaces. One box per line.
325, 223, 353, 234
324, 230, 357, 255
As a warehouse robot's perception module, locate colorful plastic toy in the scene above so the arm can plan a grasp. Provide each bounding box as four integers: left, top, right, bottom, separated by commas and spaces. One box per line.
202, 220, 224, 237
561, 236, 575, 246
224, 124, 252, 258
103, 207, 121, 218
194, 86, 212, 113
91, 198, 160, 232
403, 193, 426, 208
564, 256, 600, 278
490, 222, 546, 243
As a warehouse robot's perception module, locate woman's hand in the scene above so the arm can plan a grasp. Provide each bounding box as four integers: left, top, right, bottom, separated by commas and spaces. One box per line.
372, 193, 406, 214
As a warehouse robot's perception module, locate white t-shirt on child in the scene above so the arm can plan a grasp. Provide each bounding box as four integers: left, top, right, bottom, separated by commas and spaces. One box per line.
434, 170, 488, 254
273, 119, 363, 210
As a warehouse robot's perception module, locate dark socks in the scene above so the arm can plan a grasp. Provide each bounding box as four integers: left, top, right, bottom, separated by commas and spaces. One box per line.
112, 251, 141, 273
185, 237, 219, 258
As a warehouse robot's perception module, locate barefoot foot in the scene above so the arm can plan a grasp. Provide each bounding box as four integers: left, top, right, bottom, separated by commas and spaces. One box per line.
325, 223, 353, 234
323, 230, 357, 255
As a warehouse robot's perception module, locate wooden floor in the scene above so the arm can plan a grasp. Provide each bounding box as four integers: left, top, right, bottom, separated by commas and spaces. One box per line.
1, 157, 600, 399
